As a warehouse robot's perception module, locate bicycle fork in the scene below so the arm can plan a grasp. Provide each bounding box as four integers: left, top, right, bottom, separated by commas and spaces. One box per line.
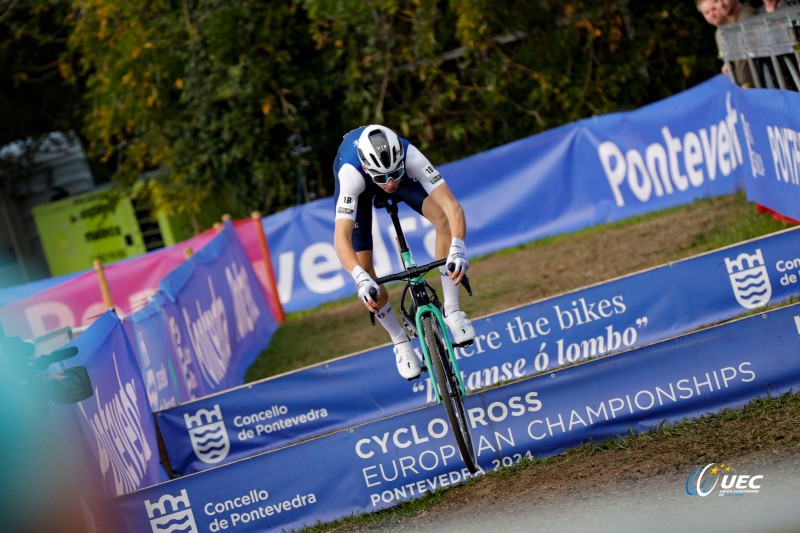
414, 305, 469, 403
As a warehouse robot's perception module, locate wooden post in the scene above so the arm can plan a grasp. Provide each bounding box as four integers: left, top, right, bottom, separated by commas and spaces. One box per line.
213, 214, 231, 234
93, 259, 114, 309
251, 211, 285, 323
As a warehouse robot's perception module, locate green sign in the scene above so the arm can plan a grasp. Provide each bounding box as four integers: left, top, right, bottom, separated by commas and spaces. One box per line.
32, 189, 176, 276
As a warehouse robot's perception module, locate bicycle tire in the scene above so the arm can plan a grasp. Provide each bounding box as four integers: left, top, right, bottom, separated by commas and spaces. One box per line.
423, 315, 479, 474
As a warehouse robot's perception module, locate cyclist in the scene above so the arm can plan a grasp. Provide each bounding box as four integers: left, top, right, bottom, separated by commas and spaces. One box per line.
333, 124, 475, 380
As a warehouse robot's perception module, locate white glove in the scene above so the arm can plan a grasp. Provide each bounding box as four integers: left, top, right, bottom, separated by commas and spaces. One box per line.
351, 266, 379, 306
447, 237, 469, 276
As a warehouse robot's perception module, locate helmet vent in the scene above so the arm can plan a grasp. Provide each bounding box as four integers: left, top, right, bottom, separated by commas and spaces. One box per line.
368, 130, 392, 168
357, 125, 402, 173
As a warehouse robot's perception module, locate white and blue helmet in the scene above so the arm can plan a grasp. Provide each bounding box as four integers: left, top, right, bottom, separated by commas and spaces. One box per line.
357, 125, 405, 182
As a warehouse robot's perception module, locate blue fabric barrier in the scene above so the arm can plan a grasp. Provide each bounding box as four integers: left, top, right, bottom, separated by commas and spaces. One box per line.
156, 227, 800, 475
121, 294, 191, 411
54, 221, 280, 502
61, 310, 166, 498
112, 302, 800, 532
123, 221, 279, 411
736, 85, 800, 220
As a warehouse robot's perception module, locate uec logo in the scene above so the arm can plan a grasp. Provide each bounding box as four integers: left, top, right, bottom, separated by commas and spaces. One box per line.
686, 463, 763, 496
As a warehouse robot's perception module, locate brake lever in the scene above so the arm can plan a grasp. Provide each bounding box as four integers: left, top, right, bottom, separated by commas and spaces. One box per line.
368, 287, 377, 326
447, 263, 473, 296
462, 275, 473, 297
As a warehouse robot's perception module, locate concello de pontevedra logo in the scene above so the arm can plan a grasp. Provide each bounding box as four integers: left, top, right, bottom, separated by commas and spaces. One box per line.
145, 489, 198, 533
184, 404, 231, 464
724, 249, 772, 310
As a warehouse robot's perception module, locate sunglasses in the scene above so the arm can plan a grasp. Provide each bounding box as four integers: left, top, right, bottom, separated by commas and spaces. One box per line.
369, 165, 405, 185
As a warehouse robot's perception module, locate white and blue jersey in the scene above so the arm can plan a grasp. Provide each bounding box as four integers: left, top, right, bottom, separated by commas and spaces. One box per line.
333, 126, 445, 251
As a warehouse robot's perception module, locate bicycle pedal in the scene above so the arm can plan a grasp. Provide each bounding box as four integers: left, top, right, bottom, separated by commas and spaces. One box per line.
452, 339, 474, 348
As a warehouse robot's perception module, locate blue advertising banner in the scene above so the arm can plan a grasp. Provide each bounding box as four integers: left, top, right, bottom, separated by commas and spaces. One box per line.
122, 295, 193, 411
156, 344, 413, 474
579, 83, 746, 214
152, 221, 279, 401
735, 85, 800, 220
63, 310, 165, 498
263, 75, 761, 313
113, 302, 800, 532
157, 227, 800, 475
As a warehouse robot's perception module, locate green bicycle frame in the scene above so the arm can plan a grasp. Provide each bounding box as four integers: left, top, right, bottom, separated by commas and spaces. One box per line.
399, 249, 469, 403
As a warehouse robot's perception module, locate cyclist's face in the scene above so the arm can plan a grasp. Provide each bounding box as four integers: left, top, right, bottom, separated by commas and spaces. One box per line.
378, 178, 400, 193
363, 164, 402, 193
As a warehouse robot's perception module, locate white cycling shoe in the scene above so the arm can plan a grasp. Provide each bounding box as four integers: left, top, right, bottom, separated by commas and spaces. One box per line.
393, 340, 421, 380
444, 310, 476, 346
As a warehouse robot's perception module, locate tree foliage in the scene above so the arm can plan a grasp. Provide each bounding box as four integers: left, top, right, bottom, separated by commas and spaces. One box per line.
0, 0, 82, 201
300, 0, 718, 163
0, 0, 80, 145
68, 0, 333, 222
3, 0, 719, 227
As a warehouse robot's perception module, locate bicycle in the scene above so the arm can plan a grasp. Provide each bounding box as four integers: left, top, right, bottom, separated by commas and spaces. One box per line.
368, 195, 479, 474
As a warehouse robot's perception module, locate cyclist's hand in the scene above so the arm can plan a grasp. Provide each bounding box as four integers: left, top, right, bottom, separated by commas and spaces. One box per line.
352, 266, 380, 312
447, 237, 469, 284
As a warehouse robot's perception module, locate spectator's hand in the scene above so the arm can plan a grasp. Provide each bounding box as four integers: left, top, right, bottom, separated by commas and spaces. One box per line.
447, 237, 469, 284
352, 266, 380, 312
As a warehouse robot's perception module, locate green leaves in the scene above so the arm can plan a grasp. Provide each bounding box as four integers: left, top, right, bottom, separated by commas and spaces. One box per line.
3, 0, 719, 228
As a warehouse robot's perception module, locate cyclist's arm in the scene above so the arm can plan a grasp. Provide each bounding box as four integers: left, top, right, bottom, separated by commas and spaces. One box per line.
333, 163, 366, 274
335, 218, 382, 311
430, 183, 469, 284
405, 144, 466, 241
429, 183, 466, 242
334, 219, 361, 275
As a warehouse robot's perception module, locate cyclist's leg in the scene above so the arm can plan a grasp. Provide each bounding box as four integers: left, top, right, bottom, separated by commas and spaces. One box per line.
394, 179, 452, 305
397, 179, 455, 289
402, 182, 455, 292
408, 188, 474, 344
395, 179, 450, 257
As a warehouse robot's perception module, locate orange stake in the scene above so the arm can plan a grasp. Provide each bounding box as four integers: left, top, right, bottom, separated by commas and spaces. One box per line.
93, 259, 114, 310
251, 211, 285, 323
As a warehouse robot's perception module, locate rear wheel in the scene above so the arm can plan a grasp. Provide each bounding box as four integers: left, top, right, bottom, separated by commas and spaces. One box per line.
423, 315, 479, 474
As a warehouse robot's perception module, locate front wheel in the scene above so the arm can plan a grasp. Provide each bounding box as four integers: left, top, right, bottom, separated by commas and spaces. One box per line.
423, 315, 479, 474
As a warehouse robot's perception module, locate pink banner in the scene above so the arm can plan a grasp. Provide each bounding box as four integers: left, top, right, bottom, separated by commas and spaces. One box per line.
0, 220, 277, 339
